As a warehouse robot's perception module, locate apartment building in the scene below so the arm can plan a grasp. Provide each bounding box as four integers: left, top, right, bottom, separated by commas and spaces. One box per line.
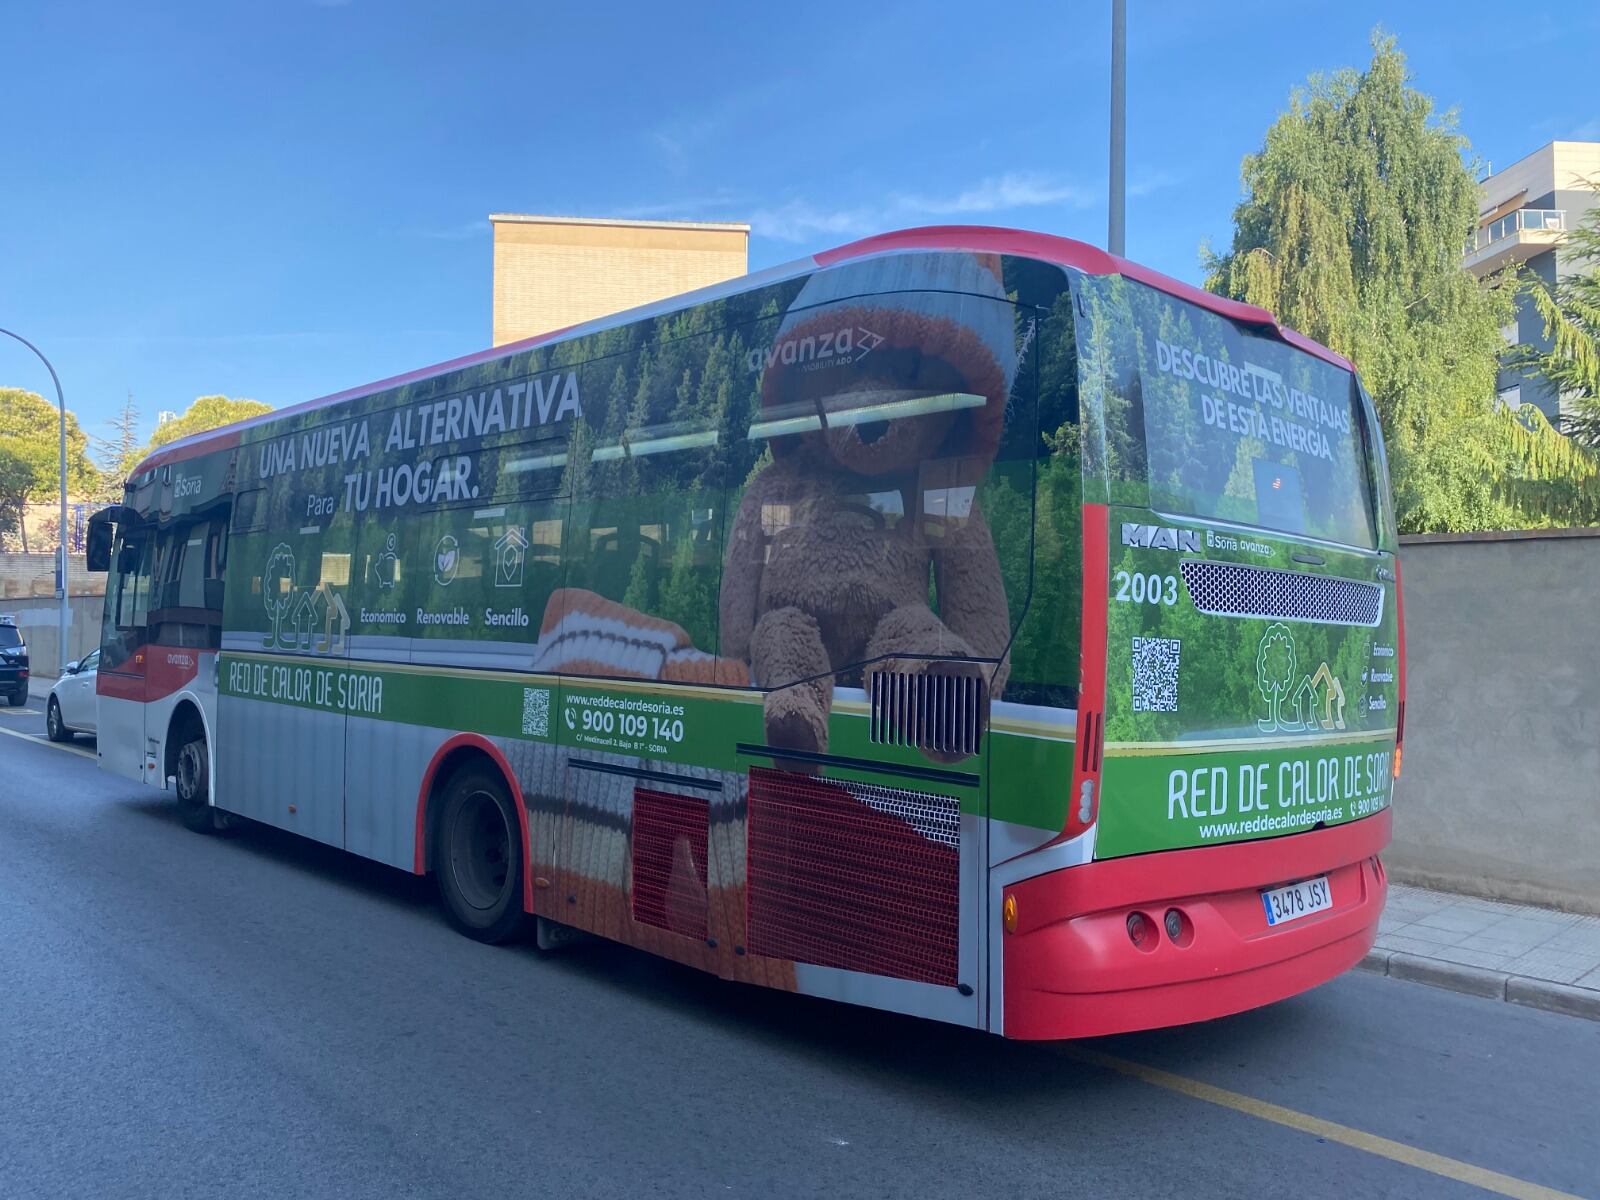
1465, 141, 1600, 426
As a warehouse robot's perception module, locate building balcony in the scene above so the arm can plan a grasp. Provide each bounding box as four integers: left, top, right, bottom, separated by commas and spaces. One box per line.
1465, 208, 1566, 277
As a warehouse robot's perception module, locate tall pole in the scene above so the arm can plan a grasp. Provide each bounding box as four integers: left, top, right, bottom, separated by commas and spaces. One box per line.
1108, 0, 1127, 256
0, 327, 71, 674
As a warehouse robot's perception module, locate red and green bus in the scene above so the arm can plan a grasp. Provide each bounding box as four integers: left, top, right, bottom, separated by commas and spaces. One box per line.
86, 226, 1404, 1039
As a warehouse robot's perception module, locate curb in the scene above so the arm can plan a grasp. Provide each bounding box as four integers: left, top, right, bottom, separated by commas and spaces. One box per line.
1358, 949, 1600, 1022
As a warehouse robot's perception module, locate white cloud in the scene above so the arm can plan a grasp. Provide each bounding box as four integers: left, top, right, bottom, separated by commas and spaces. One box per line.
747, 200, 877, 244
752, 172, 1095, 243
895, 172, 1097, 216
1129, 170, 1181, 198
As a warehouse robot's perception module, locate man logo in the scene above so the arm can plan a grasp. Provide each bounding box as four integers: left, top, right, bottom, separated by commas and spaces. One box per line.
1121, 523, 1201, 552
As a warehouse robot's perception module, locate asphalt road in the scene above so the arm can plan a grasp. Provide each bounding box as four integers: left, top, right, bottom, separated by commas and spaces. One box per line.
1, 703, 1596, 1200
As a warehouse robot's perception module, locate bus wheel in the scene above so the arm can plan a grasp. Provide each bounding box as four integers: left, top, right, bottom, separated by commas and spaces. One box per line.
46, 697, 71, 741
434, 766, 528, 944
174, 723, 228, 834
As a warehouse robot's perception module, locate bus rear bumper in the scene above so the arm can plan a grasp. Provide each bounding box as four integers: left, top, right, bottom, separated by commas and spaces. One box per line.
1001, 809, 1390, 1039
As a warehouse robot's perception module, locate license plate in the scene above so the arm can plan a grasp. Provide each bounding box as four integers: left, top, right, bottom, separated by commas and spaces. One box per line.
1261, 876, 1332, 926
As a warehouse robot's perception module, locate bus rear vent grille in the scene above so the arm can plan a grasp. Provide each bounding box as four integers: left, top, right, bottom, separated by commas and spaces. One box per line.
1180, 560, 1383, 626
868, 669, 987, 757
746, 767, 959, 986
630, 788, 709, 941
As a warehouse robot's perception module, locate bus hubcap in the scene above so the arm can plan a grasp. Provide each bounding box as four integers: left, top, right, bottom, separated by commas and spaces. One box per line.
177, 743, 203, 801
450, 790, 511, 911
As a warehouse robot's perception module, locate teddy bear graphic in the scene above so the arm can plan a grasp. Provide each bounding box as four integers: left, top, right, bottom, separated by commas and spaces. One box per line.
532, 251, 1019, 763
720, 251, 1018, 759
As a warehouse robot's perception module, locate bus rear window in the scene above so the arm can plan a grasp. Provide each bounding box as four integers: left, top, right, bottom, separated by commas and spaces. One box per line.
1130, 284, 1376, 550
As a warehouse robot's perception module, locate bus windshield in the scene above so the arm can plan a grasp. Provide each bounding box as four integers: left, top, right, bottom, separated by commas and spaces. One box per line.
1128, 282, 1376, 549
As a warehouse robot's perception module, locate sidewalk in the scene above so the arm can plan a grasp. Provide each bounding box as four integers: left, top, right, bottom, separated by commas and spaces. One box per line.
1361, 882, 1600, 1021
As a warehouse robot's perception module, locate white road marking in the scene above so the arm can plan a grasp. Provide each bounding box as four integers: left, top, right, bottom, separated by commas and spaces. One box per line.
0, 725, 97, 760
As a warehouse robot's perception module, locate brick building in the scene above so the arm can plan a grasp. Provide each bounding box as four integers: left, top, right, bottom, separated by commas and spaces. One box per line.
489, 214, 750, 346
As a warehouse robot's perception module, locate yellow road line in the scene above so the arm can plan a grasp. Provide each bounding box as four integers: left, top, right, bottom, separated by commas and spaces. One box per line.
0, 724, 97, 760
1065, 1047, 1584, 1200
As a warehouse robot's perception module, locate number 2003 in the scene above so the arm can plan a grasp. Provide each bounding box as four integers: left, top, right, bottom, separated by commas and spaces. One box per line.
1114, 570, 1179, 605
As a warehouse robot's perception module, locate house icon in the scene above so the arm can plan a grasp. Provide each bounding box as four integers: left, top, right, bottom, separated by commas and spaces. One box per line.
493, 526, 529, 588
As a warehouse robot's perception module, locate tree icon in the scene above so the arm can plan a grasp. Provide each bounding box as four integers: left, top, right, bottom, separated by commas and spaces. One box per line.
262, 543, 297, 649
1256, 622, 1297, 732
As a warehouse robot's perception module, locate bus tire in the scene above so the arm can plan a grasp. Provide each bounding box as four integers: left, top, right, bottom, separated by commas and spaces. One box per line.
433, 766, 528, 944
173, 722, 227, 834
46, 696, 71, 741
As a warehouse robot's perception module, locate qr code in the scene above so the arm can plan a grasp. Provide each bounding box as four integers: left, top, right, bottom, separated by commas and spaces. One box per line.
521, 687, 551, 737
1131, 637, 1181, 712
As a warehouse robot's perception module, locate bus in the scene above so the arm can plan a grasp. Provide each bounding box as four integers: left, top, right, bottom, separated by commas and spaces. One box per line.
85, 226, 1404, 1039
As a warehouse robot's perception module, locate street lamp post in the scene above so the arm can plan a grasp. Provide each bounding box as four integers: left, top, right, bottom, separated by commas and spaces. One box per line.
1108, 0, 1127, 257
0, 327, 71, 675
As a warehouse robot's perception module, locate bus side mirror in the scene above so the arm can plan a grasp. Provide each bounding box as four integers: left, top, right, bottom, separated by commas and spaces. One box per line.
116, 544, 140, 574
86, 509, 115, 572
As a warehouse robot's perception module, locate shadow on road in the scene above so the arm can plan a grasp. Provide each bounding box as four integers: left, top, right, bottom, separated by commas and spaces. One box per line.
115, 785, 1319, 1096
117, 792, 435, 913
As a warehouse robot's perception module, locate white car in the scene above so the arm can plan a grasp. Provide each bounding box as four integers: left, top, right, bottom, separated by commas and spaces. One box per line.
46, 649, 99, 742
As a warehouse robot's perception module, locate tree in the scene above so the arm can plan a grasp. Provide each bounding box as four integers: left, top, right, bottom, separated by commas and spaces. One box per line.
0, 439, 40, 551
117, 395, 273, 481
0, 387, 100, 505
94, 392, 142, 499
1205, 33, 1600, 530
1509, 195, 1600, 449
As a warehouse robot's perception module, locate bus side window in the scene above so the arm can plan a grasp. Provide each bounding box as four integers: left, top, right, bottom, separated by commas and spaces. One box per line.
996, 290, 1079, 710
148, 515, 228, 649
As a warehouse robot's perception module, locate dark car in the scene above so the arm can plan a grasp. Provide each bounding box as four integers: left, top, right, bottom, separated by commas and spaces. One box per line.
0, 616, 30, 706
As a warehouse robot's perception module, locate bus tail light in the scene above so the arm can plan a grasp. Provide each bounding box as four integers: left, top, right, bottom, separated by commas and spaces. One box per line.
1065, 504, 1109, 841
1126, 911, 1155, 951
1393, 558, 1406, 780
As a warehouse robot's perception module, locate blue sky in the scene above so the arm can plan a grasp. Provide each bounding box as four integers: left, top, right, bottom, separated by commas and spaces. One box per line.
4, 0, 1597, 446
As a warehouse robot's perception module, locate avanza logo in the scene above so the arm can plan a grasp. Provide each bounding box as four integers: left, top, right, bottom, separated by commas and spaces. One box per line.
746, 326, 886, 374
172, 472, 203, 500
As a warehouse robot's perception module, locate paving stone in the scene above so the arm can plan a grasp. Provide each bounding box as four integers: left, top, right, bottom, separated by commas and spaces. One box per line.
1383, 922, 1468, 947
1454, 933, 1538, 957
1374, 932, 1468, 958
1481, 916, 1577, 948
1412, 907, 1499, 935
1422, 946, 1522, 971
